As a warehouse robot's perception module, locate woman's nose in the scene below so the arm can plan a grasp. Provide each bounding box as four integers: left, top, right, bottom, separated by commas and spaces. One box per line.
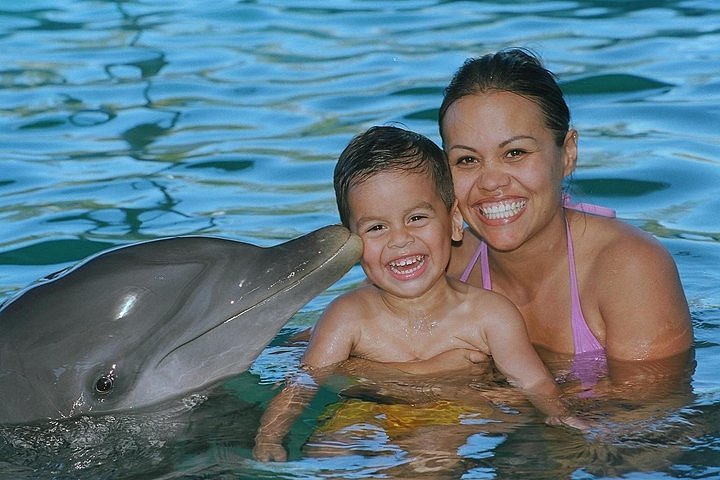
477, 162, 510, 193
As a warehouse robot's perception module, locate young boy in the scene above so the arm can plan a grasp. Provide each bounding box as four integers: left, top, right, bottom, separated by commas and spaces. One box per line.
253, 126, 583, 462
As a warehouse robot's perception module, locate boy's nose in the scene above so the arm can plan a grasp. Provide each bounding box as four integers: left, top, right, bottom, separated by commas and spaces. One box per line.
388, 226, 414, 249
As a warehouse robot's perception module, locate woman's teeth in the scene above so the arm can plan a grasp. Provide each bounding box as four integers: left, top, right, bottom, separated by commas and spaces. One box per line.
480, 200, 526, 220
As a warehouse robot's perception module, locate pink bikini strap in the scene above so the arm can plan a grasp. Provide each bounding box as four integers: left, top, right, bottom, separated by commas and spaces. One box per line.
459, 195, 614, 293
459, 242, 482, 283
480, 241, 491, 289
459, 241, 491, 289
566, 217, 604, 354
562, 193, 616, 218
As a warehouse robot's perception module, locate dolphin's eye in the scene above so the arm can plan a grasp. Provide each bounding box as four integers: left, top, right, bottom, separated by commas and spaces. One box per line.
95, 374, 115, 395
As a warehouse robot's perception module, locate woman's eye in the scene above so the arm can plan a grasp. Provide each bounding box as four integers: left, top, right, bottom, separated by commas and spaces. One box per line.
456, 155, 477, 165
409, 215, 427, 223
506, 149, 526, 160
366, 224, 384, 233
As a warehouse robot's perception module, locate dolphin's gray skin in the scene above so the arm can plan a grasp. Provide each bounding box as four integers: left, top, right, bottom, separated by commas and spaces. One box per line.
0, 225, 361, 425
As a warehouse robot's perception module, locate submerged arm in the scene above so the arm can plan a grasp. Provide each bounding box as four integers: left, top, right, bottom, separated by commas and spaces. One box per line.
254, 296, 359, 462
484, 300, 586, 429
253, 369, 321, 462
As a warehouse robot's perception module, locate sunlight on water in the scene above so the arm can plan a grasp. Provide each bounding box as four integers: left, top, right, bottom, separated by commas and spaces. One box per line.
1, 1, 719, 478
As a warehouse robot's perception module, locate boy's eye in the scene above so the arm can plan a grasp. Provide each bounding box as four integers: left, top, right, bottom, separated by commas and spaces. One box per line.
366, 224, 385, 233
409, 215, 427, 223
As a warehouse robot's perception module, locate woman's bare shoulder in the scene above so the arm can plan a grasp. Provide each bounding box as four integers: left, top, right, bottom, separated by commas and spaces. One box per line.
578, 214, 673, 271
574, 213, 691, 359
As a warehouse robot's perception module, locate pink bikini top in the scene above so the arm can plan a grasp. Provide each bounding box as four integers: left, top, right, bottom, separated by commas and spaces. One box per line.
459, 196, 616, 390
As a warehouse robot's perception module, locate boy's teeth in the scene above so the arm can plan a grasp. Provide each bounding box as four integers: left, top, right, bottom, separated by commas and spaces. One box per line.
481, 200, 526, 220
389, 255, 425, 274
391, 255, 422, 267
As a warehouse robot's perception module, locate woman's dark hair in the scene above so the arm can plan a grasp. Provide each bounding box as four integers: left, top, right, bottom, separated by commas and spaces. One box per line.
334, 125, 455, 228
438, 48, 570, 146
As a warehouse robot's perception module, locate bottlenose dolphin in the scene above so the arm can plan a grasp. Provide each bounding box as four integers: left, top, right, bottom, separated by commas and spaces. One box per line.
0, 225, 361, 425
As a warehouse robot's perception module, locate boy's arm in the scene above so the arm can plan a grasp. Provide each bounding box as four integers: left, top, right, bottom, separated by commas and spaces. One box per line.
482, 297, 585, 429
302, 294, 360, 368
253, 369, 320, 462
253, 296, 360, 462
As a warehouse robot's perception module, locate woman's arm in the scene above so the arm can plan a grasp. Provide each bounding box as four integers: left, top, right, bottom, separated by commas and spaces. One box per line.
599, 228, 692, 362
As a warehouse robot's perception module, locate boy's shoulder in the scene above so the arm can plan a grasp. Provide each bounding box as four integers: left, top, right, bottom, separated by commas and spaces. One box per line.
448, 277, 519, 317
321, 284, 380, 321
331, 283, 379, 304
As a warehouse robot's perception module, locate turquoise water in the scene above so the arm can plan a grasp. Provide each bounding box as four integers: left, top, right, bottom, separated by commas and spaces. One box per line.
1, 1, 719, 478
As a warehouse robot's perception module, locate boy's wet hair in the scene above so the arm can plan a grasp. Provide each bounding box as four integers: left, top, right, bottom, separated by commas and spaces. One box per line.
334, 125, 455, 228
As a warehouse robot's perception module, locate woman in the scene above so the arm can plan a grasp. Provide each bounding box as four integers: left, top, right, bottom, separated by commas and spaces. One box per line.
438, 49, 692, 382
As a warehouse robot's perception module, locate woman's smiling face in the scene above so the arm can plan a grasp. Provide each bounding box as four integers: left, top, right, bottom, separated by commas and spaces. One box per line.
441, 91, 576, 252
347, 170, 462, 298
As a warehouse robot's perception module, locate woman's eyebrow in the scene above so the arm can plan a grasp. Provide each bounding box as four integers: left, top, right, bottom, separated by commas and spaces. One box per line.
447, 143, 477, 152
499, 135, 536, 148
448, 135, 537, 152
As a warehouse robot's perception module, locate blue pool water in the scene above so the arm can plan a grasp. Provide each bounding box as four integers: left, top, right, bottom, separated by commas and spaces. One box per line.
1, 1, 719, 478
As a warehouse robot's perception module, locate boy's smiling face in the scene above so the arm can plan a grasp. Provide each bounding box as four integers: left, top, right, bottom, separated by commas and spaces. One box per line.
347, 170, 463, 299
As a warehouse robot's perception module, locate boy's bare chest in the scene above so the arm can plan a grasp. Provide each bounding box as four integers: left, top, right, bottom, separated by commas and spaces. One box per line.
354, 320, 474, 362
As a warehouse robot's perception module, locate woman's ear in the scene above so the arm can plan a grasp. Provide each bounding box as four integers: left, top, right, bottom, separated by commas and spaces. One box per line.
450, 200, 464, 242
562, 129, 578, 177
